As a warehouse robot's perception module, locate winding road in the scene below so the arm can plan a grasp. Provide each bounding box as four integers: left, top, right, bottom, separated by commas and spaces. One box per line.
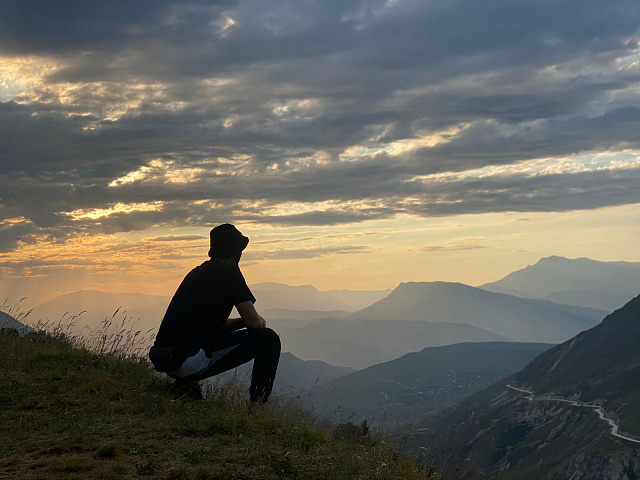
507, 385, 640, 444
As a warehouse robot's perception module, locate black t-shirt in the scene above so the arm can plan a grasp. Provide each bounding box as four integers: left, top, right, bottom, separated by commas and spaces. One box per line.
153, 260, 256, 349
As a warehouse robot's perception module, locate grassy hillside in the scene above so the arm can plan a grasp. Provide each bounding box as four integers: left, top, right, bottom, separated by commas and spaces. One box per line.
0, 329, 438, 480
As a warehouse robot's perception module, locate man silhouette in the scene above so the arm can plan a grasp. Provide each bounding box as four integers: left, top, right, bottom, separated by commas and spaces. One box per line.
150, 224, 280, 411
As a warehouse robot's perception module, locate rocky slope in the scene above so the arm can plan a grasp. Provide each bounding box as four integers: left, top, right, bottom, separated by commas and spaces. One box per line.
400, 294, 640, 479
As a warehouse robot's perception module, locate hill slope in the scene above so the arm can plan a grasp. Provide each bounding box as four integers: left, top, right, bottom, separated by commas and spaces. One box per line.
350, 282, 603, 343
0, 330, 437, 480
481, 256, 640, 310
514, 293, 640, 433
402, 294, 640, 479
307, 342, 552, 427
0, 311, 35, 336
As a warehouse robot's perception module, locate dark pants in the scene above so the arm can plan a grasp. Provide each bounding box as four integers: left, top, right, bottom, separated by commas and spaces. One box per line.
177, 328, 281, 403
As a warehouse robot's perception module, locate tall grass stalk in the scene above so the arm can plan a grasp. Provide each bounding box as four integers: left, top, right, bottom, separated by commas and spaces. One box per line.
25, 307, 156, 360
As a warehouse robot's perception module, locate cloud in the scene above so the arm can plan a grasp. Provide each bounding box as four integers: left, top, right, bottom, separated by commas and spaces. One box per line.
247, 245, 370, 260
421, 239, 487, 253
146, 234, 206, 242
1, 0, 640, 249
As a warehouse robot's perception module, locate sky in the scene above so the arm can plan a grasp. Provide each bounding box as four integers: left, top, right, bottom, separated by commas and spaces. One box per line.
1, 0, 640, 305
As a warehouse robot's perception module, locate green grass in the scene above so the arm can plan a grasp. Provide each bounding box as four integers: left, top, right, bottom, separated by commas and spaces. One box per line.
0, 329, 440, 479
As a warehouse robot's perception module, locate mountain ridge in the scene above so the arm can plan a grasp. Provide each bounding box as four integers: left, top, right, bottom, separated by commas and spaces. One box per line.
349, 281, 604, 344
481, 256, 640, 310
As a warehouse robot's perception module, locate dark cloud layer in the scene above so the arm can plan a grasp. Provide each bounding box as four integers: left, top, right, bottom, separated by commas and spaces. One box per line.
1, 0, 640, 250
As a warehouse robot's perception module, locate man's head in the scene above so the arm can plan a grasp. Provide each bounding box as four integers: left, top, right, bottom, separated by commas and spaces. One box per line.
208, 224, 249, 263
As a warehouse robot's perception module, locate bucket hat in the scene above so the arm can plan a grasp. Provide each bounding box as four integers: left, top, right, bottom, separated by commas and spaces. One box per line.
208, 224, 249, 258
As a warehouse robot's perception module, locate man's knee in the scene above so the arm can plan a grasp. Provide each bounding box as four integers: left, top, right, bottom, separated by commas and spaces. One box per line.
262, 327, 281, 350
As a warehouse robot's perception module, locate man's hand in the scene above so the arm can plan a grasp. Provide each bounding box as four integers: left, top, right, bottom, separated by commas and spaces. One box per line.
236, 301, 266, 329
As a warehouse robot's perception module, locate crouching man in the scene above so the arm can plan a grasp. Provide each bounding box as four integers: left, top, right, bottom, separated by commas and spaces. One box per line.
149, 224, 280, 412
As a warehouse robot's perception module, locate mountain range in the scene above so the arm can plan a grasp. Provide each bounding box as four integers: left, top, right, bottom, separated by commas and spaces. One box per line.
481, 255, 640, 311
278, 278, 603, 369
276, 279, 604, 369
349, 281, 604, 343
401, 293, 640, 479
26, 257, 615, 370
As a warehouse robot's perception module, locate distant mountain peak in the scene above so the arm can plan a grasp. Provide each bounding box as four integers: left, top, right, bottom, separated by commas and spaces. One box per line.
251, 282, 319, 293
535, 255, 638, 267
395, 280, 470, 291
538, 254, 566, 261
481, 256, 640, 310
388, 281, 477, 302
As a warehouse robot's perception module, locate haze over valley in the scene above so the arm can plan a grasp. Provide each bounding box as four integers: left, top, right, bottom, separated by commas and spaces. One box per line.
17, 256, 629, 370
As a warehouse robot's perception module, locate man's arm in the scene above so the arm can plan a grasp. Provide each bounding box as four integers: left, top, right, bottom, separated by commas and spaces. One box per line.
220, 301, 266, 332
219, 316, 246, 333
